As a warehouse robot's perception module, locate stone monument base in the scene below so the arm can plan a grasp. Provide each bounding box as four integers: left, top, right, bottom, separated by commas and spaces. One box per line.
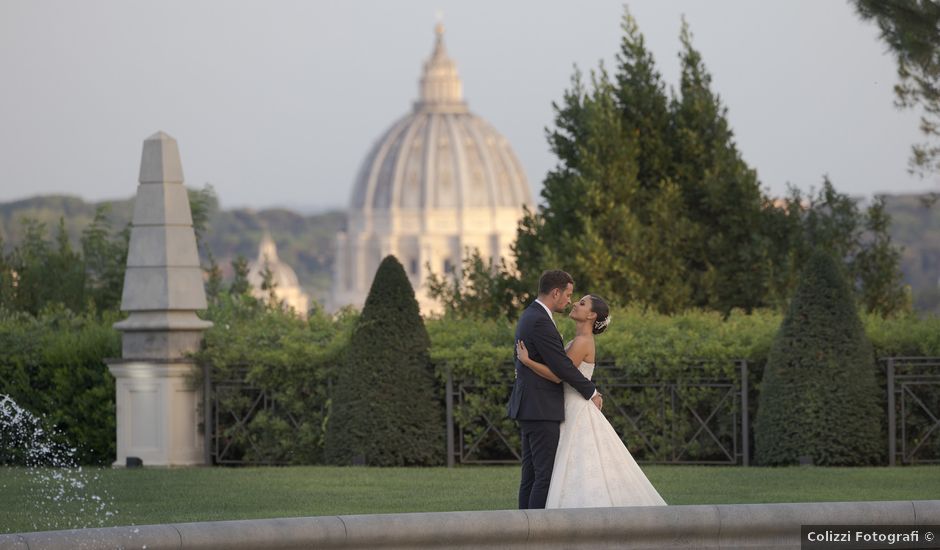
106, 359, 205, 467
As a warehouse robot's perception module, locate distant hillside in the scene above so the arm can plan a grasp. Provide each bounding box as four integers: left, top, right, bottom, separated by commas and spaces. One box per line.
3, 192, 940, 312
0, 194, 345, 305
0, 195, 134, 246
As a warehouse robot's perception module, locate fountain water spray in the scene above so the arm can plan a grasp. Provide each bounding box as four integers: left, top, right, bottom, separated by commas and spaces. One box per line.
0, 394, 117, 531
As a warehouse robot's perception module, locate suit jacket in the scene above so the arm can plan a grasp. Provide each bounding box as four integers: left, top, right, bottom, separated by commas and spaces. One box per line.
507, 301, 596, 421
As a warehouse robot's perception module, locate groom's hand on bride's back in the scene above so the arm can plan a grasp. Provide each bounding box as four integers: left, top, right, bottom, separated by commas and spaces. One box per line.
592, 393, 603, 410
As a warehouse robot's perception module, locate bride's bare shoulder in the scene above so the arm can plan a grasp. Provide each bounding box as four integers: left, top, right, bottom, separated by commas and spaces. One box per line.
567, 335, 596, 363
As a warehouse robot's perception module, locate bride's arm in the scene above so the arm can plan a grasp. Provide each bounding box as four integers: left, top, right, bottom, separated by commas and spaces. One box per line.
516, 339, 589, 384
516, 340, 561, 383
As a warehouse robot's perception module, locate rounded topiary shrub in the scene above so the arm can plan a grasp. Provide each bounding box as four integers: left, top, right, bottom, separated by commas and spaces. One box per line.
754, 249, 882, 466
324, 255, 443, 466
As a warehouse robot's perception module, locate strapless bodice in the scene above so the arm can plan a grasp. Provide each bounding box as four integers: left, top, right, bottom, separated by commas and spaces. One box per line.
577, 361, 595, 380
564, 362, 595, 397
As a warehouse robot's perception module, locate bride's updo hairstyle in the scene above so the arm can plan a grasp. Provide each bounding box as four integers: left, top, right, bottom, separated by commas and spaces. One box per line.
590, 295, 611, 335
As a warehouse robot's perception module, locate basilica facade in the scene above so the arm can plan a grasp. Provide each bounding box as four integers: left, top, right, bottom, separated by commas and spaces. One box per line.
332, 24, 532, 313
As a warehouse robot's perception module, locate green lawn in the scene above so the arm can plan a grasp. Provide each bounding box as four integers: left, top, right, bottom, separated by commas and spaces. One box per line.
1, 465, 939, 534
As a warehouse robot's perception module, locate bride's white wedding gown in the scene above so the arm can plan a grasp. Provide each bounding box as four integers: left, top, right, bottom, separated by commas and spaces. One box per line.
545, 361, 667, 508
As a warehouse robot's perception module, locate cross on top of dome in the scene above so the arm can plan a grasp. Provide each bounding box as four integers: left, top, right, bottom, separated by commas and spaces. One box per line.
416, 22, 465, 111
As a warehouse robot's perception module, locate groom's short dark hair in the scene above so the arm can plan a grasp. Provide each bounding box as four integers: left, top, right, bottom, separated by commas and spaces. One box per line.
538, 270, 574, 295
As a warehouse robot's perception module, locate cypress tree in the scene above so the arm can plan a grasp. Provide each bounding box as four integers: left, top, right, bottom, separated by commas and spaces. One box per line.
755, 249, 882, 466
514, 6, 697, 312
324, 255, 443, 466
670, 19, 771, 314
615, 9, 673, 194
229, 256, 251, 297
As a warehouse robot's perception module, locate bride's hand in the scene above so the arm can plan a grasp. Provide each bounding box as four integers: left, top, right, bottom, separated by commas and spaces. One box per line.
516, 340, 530, 364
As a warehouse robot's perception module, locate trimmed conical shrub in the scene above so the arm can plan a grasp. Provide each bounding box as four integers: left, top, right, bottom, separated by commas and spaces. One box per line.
754, 249, 882, 465
324, 255, 443, 466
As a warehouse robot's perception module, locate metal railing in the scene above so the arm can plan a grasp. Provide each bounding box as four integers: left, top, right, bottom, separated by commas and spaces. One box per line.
204, 367, 321, 465
885, 357, 940, 465
444, 361, 751, 467
201, 357, 940, 467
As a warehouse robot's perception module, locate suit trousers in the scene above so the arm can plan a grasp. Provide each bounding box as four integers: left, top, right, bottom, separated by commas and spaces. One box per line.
518, 419, 560, 509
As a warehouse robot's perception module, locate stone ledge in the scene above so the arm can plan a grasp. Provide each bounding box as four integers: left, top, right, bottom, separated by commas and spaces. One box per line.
1, 500, 938, 550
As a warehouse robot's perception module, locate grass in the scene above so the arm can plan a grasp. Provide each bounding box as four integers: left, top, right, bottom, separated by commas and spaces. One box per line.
1, 465, 939, 534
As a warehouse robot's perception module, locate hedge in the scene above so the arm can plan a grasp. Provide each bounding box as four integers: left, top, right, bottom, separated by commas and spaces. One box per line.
4, 301, 940, 465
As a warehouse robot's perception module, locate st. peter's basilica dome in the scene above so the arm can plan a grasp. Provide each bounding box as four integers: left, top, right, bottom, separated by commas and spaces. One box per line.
333, 23, 532, 313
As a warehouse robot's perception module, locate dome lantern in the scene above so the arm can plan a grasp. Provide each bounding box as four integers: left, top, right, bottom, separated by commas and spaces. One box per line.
416, 23, 465, 111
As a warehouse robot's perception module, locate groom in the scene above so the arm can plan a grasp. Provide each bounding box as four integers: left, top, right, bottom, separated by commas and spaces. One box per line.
508, 270, 603, 509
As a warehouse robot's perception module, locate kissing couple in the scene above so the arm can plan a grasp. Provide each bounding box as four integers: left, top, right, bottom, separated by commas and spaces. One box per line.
508, 269, 667, 509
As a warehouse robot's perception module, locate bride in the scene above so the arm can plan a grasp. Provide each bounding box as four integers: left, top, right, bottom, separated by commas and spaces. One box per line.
516, 294, 667, 508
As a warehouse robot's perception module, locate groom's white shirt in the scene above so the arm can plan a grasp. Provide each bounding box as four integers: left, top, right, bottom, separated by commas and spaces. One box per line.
533, 299, 600, 400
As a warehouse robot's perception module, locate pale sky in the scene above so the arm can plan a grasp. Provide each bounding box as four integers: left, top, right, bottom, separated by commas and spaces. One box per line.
0, 0, 931, 211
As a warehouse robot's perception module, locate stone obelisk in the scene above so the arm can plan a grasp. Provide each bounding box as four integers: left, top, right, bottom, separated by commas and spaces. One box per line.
108, 131, 212, 466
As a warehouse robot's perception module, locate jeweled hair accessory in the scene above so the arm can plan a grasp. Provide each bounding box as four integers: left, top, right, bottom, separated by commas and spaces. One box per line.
594, 315, 611, 331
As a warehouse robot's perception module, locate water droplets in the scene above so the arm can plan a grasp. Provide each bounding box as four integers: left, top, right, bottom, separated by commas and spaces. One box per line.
1, 394, 118, 530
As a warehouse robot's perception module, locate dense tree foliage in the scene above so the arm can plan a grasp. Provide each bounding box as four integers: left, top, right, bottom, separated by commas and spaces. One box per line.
755, 250, 883, 465
0, 206, 128, 315
3, 279, 938, 466
426, 250, 530, 321
439, 8, 907, 320
193, 281, 354, 464
514, 11, 700, 314
0, 307, 119, 465
854, 0, 940, 176
766, 180, 911, 316
669, 20, 772, 313
0, 186, 215, 317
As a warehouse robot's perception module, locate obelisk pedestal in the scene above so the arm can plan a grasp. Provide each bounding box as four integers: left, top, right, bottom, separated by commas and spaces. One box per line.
108, 131, 212, 466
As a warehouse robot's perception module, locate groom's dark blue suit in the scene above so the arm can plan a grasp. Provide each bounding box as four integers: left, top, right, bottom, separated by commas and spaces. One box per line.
508, 301, 596, 509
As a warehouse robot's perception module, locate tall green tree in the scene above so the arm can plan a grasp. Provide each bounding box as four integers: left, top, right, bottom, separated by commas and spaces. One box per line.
5, 219, 86, 314
325, 255, 443, 466
514, 7, 698, 312
0, 237, 13, 307
203, 251, 224, 306
7, 219, 53, 314
444, 9, 907, 320
229, 256, 251, 297
855, 197, 909, 315
670, 19, 772, 314
81, 205, 128, 312
853, 0, 940, 176
614, 10, 674, 194
0, 206, 129, 316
